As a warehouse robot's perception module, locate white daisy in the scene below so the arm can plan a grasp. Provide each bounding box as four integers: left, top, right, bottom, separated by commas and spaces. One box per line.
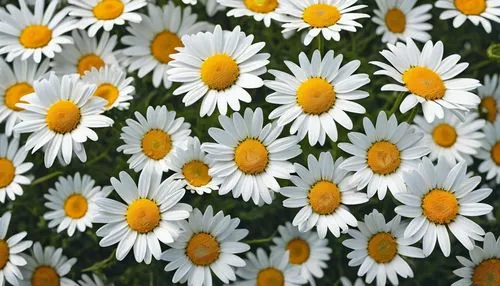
436, 0, 500, 33
277, 0, 369, 46
217, 0, 282, 27
169, 137, 222, 195
0, 135, 33, 204
116, 105, 191, 173
372, 0, 433, 44
0, 212, 33, 286
14, 73, 114, 167
161, 206, 250, 286
78, 274, 113, 286
476, 119, 500, 183
95, 170, 192, 264
121, 3, 213, 89
340, 277, 365, 286
202, 107, 302, 205
167, 25, 269, 117
270, 222, 332, 285
394, 157, 493, 257
370, 39, 482, 123
0, 58, 50, 137
477, 74, 500, 123
265, 50, 370, 146
68, 0, 147, 37
338, 111, 430, 199
280, 152, 368, 238
343, 210, 425, 286
0, 0, 77, 63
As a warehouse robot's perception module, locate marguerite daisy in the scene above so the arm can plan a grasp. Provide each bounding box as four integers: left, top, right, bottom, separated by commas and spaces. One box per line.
265, 50, 370, 146
477, 74, 500, 123
78, 274, 112, 286
476, 119, 500, 183
0, 135, 33, 204
280, 152, 368, 238
370, 39, 481, 122
436, 0, 500, 33
202, 107, 302, 205
338, 111, 430, 199
168, 25, 269, 117
161, 206, 250, 286
218, 0, 282, 27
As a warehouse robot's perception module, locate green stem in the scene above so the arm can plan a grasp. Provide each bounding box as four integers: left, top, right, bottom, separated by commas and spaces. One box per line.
82, 250, 116, 272
317, 36, 323, 53
87, 150, 109, 166
31, 171, 63, 186
243, 231, 277, 244
388, 92, 404, 116
406, 105, 420, 123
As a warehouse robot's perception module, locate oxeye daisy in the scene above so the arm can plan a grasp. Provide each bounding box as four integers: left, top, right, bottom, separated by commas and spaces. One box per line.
218, 0, 282, 27
202, 107, 302, 205
161, 206, 250, 286
43, 173, 112, 237
370, 39, 481, 123
0, 135, 33, 204
477, 74, 500, 123
121, 3, 213, 89
394, 157, 493, 257
338, 111, 430, 200
167, 25, 270, 117
14, 73, 114, 167
0, 58, 50, 137
435, 0, 500, 33
116, 105, 191, 173
81, 65, 135, 111
280, 152, 368, 238
95, 170, 192, 264
20, 242, 77, 286
68, 0, 147, 37
0, 212, 33, 286
340, 277, 365, 286
169, 137, 222, 195
343, 210, 425, 286
476, 119, 500, 183
265, 50, 370, 146
78, 274, 112, 286
270, 222, 332, 285
372, 0, 433, 44
277, 0, 369, 46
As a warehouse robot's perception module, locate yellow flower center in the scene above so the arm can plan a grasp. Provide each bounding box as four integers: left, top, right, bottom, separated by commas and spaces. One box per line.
480, 96, 497, 123
287, 238, 310, 265
473, 258, 500, 286
244, 0, 278, 13
31, 266, 60, 286
422, 188, 459, 224
64, 194, 88, 219
4, 82, 33, 111
303, 4, 341, 28
432, 123, 457, 148
150, 31, 183, 64
454, 0, 486, 15
0, 158, 15, 188
126, 198, 161, 233
93, 0, 124, 20
19, 25, 52, 49
141, 129, 172, 160
385, 8, 406, 33
367, 141, 401, 175
200, 54, 240, 91
257, 267, 285, 286
0, 240, 9, 269
182, 160, 211, 187
186, 233, 220, 266
234, 139, 269, 174
367, 232, 398, 263
402, 67, 446, 100
46, 100, 81, 134
94, 83, 119, 109
491, 142, 500, 166
77, 54, 105, 76
297, 78, 336, 115
308, 180, 341, 215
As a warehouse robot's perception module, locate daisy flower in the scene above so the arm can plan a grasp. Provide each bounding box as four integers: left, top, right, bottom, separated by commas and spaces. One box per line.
452, 232, 500, 286
116, 105, 191, 173
0, 212, 33, 286
68, 0, 147, 37
81, 65, 135, 111
78, 274, 113, 286
161, 206, 250, 286
340, 277, 365, 286
202, 107, 302, 205
477, 74, 500, 123
413, 110, 485, 165
370, 39, 481, 123
169, 137, 222, 195
0, 58, 50, 137
338, 111, 430, 199
20, 242, 77, 286
270, 222, 332, 285
435, 0, 500, 33
0, 135, 33, 204
277, 0, 369, 46
280, 152, 368, 238
0, 0, 77, 63
394, 157, 493, 256
372, 0, 433, 44
476, 119, 500, 183
167, 25, 270, 117
95, 170, 192, 264
343, 210, 425, 286
200, 0, 226, 16
218, 0, 282, 27
121, 3, 213, 89
43, 173, 112, 237
14, 73, 114, 167
265, 50, 370, 146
